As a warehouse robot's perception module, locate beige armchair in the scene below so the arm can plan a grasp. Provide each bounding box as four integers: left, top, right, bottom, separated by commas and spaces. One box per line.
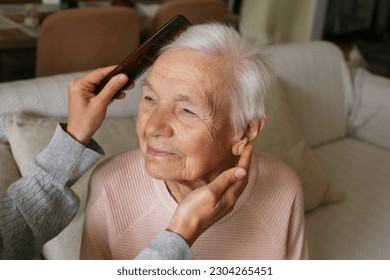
36, 6, 140, 77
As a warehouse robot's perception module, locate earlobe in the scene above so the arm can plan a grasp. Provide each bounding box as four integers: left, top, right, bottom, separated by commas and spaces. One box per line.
232, 138, 248, 156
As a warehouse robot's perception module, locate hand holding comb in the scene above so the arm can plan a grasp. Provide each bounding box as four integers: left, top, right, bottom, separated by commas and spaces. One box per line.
94, 15, 192, 97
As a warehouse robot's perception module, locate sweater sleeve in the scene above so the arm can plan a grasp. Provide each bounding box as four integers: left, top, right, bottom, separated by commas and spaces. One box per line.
0, 124, 103, 260
135, 231, 193, 260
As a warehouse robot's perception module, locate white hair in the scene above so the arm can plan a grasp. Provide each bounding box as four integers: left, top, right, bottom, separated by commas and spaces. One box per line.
161, 22, 276, 134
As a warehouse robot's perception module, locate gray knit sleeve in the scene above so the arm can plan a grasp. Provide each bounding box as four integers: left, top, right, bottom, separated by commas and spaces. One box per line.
0, 124, 103, 259
135, 231, 193, 260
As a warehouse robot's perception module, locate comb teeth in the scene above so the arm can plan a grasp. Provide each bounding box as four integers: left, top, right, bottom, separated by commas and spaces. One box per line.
118, 66, 148, 95
120, 64, 149, 91
94, 15, 192, 102
109, 66, 149, 104
126, 66, 148, 85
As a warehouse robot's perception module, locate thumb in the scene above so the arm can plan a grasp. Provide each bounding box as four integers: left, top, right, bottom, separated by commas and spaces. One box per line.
97, 74, 128, 104
207, 167, 247, 197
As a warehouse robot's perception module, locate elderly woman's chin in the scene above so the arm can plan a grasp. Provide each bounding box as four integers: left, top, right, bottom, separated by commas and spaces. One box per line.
142, 153, 188, 182
143, 157, 199, 183
142, 149, 236, 185
144, 160, 175, 181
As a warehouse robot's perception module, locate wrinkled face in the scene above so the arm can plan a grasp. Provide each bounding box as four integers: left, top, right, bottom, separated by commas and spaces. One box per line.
136, 49, 237, 184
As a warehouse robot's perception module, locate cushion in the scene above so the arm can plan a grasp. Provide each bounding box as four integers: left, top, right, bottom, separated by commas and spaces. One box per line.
268, 42, 352, 148
253, 86, 345, 212
3, 112, 140, 259
350, 68, 390, 151
0, 141, 21, 193
307, 138, 390, 259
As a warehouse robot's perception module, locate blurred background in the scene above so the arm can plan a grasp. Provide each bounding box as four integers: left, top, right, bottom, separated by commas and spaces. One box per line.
0, 0, 389, 83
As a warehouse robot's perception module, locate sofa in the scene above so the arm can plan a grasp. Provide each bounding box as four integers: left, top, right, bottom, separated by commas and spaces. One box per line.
1, 41, 389, 259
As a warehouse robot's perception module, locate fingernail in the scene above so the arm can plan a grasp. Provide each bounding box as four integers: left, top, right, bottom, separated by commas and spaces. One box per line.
234, 168, 246, 179
117, 74, 128, 84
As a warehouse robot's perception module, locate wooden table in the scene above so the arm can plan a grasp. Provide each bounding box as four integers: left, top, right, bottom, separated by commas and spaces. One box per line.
0, 2, 110, 83
0, 28, 37, 82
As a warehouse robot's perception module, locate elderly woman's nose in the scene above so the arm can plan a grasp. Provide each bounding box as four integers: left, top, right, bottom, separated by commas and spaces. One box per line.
145, 108, 174, 137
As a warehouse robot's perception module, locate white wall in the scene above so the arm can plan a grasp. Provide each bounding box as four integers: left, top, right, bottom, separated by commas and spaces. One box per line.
240, 0, 328, 43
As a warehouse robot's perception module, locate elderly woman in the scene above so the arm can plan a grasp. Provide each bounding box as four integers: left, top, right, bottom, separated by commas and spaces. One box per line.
80, 23, 308, 260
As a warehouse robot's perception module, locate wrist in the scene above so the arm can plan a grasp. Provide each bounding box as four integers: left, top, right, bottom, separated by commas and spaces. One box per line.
66, 124, 91, 146
166, 217, 200, 247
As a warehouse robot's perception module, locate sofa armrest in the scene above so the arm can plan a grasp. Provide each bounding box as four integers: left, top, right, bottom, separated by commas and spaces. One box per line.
349, 68, 390, 150
0, 71, 143, 143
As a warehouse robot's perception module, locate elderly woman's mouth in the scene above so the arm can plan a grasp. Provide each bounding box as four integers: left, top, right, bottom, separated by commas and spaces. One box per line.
146, 145, 176, 157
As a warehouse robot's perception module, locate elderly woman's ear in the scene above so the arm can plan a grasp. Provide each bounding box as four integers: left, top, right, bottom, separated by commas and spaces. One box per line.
232, 118, 266, 156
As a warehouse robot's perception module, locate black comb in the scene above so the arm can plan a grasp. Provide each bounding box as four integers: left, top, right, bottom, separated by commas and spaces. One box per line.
94, 15, 192, 97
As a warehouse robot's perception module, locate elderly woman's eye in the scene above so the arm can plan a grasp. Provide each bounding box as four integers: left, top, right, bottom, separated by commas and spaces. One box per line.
144, 96, 154, 102
182, 108, 196, 115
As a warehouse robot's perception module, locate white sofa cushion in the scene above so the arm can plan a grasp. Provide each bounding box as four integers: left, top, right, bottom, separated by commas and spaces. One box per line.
253, 86, 344, 211
350, 68, 390, 151
307, 138, 390, 259
269, 41, 354, 148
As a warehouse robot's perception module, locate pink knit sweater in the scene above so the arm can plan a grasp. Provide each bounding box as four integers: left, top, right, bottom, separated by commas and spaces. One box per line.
80, 149, 308, 259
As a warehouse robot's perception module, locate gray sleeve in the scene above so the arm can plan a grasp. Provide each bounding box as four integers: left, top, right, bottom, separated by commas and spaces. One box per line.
135, 231, 193, 260
0, 124, 103, 259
